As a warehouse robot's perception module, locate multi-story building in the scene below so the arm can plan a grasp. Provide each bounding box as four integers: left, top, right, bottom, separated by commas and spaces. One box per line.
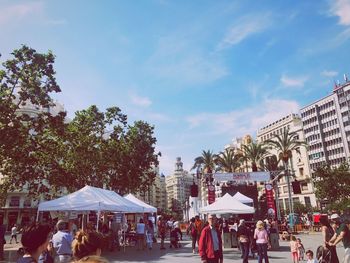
165, 157, 195, 214
1, 100, 66, 229
136, 167, 167, 212
257, 113, 317, 210
300, 79, 350, 170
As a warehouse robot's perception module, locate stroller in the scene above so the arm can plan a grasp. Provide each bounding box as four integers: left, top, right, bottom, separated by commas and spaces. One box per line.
316, 245, 332, 263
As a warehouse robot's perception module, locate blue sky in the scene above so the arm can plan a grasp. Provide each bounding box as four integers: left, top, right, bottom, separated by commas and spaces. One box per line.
1, 0, 350, 175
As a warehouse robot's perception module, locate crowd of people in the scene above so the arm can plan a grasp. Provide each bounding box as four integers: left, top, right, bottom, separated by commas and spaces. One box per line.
0, 210, 348, 263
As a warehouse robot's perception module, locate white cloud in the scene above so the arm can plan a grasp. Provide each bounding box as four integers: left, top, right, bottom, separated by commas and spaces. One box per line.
0, 2, 43, 26
217, 14, 271, 50
321, 70, 338, 77
186, 98, 300, 137
129, 93, 152, 107
280, 74, 308, 88
329, 0, 350, 26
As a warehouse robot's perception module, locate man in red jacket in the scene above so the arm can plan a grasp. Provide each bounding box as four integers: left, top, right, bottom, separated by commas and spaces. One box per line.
199, 214, 223, 263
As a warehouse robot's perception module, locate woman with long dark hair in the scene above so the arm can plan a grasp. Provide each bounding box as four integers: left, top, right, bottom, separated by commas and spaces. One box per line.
320, 216, 339, 263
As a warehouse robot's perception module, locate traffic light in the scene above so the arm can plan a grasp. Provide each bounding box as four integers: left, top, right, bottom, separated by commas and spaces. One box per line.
292, 181, 301, 194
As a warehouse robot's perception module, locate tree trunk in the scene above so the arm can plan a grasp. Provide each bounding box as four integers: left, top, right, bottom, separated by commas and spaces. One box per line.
284, 161, 294, 227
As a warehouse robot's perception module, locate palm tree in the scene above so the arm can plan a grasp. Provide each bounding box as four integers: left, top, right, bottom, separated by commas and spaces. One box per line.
266, 128, 308, 222
241, 141, 269, 172
191, 150, 216, 175
215, 148, 242, 173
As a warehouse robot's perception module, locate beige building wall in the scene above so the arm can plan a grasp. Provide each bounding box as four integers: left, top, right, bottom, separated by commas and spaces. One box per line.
257, 113, 317, 209
135, 166, 167, 212
165, 157, 195, 213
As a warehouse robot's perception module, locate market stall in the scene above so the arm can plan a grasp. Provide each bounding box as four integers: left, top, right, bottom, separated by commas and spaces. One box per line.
200, 193, 255, 214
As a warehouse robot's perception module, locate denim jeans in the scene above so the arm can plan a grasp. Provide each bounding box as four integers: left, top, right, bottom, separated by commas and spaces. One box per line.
257, 243, 269, 263
240, 242, 250, 263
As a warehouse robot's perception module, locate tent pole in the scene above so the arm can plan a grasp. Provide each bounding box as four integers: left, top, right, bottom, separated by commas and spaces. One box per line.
96, 210, 101, 232
124, 213, 126, 253
36, 210, 40, 222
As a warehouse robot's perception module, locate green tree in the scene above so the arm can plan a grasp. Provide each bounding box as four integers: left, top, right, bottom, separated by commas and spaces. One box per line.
312, 163, 350, 205
191, 150, 216, 174
266, 129, 307, 218
0, 46, 64, 199
215, 148, 242, 172
241, 141, 269, 172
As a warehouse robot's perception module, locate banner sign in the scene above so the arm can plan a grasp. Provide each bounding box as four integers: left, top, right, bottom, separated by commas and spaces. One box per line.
265, 183, 276, 218
208, 184, 216, 204
213, 172, 270, 182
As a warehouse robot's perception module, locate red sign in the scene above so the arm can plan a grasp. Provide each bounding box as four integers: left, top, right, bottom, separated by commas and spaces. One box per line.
208, 184, 216, 204
265, 184, 276, 218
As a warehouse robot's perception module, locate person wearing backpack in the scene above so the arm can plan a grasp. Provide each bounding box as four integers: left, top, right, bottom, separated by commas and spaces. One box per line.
187, 218, 197, 254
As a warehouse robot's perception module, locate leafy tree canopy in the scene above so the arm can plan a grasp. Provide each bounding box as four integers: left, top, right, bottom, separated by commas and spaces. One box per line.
312, 163, 350, 204
0, 46, 159, 200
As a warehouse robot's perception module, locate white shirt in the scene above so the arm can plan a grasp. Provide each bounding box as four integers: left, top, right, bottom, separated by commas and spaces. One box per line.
136, 223, 145, 234
11, 226, 17, 235
307, 259, 318, 263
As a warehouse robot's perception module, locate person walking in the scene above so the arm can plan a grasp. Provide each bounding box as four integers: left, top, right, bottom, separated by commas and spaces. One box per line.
290, 236, 299, 263
52, 220, 73, 263
157, 217, 167, 250
320, 216, 339, 263
145, 220, 154, 250
296, 238, 305, 261
136, 218, 146, 251
195, 215, 204, 246
198, 214, 223, 263
10, 224, 19, 244
17, 223, 52, 263
237, 219, 250, 263
187, 217, 198, 254
254, 220, 269, 263
329, 214, 350, 263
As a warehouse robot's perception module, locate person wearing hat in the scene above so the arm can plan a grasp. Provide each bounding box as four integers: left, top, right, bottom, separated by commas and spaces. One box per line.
52, 220, 73, 263
254, 220, 269, 263
237, 219, 250, 263
198, 214, 223, 263
328, 213, 350, 263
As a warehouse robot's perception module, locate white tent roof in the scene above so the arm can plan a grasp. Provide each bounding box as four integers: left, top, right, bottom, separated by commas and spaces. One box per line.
124, 194, 157, 213
38, 185, 144, 212
200, 193, 255, 214
232, 192, 253, 204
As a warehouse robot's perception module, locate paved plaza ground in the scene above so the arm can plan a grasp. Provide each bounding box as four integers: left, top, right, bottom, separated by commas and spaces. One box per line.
2, 232, 346, 262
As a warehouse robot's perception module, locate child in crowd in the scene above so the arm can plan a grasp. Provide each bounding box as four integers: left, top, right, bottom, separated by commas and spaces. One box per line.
297, 238, 305, 261
305, 250, 318, 263
290, 235, 299, 263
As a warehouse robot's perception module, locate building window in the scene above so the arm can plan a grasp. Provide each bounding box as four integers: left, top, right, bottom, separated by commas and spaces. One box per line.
9, 196, 20, 207
23, 198, 31, 207
283, 186, 288, 193
301, 182, 308, 191
293, 197, 299, 204
299, 168, 304, 176
304, 196, 311, 206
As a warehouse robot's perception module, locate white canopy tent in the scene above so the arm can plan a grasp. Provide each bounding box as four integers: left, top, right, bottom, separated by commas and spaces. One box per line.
200, 193, 255, 214
232, 192, 254, 204
38, 185, 144, 213
124, 194, 157, 213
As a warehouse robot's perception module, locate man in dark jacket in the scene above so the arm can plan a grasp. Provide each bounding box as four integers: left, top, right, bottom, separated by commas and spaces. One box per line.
199, 214, 223, 263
